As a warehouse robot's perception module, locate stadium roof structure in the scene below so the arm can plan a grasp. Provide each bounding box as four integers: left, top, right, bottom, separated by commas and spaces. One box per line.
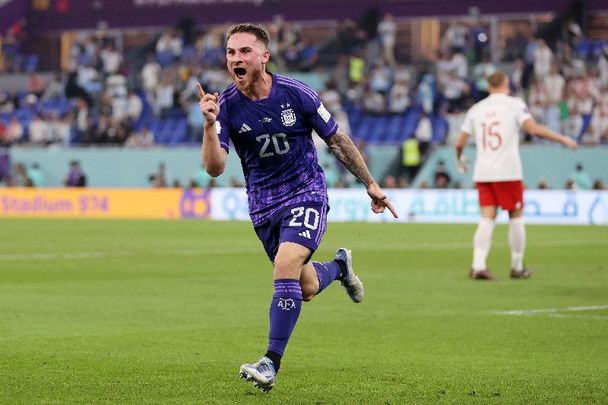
2, 0, 607, 33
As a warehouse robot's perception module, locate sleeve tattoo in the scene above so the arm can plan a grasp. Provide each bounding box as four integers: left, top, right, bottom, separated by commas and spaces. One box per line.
325, 130, 375, 186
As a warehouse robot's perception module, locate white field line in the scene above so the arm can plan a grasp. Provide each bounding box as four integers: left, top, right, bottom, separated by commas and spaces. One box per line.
0, 248, 259, 261
0, 238, 605, 261
494, 305, 608, 319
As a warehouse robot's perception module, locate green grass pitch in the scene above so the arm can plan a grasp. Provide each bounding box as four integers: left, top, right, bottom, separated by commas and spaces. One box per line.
1, 218, 607, 404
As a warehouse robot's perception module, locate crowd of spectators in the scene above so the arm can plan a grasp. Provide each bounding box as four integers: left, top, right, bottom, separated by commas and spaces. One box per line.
1, 12, 607, 189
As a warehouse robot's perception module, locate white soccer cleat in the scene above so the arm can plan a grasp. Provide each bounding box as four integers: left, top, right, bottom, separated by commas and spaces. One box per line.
335, 248, 364, 303
239, 356, 277, 393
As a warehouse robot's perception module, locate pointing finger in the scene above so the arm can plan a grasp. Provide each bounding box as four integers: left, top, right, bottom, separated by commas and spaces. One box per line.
196, 82, 205, 99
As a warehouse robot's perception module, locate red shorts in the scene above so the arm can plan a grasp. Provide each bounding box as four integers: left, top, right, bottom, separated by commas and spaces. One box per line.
476, 181, 524, 211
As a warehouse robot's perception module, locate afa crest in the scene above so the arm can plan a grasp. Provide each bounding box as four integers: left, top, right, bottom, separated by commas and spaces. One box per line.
281, 108, 297, 127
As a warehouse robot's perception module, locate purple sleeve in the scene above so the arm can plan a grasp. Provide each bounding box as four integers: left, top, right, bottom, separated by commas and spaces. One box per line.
300, 88, 338, 139
216, 103, 230, 153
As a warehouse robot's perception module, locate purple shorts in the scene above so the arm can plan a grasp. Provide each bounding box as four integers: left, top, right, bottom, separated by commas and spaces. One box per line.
254, 201, 329, 263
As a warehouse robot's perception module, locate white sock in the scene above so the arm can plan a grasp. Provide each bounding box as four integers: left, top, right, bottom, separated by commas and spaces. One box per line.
472, 217, 495, 271
509, 217, 526, 271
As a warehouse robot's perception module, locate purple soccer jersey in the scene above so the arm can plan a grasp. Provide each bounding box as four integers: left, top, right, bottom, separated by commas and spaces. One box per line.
216, 73, 338, 225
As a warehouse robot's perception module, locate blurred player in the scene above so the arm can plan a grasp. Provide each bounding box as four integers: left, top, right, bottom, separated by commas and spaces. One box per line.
197, 23, 398, 392
455, 71, 577, 280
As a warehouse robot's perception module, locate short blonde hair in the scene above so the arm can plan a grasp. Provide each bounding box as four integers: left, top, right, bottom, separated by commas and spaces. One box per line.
487, 71, 508, 89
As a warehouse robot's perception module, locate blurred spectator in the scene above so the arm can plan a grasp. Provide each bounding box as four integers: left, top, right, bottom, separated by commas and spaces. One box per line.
126, 90, 143, 124
433, 160, 452, 188
416, 73, 438, 114
443, 21, 468, 54
348, 49, 365, 85
0, 120, 7, 145
414, 112, 433, 157
537, 178, 550, 189
27, 73, 47, 98
570, 163, 592, 190
141, 54, 161, 102
377, 13, 397, 66
592, 179, 605, 190
510, 58, 526, 98
442, 70, 469, 113
149, 162, 169, 188
3, 117, 24, 144
468, 17, 489, 63
27, 162, 45, 187
591, 87, 608, 143
43, 73, 65, 100
65, 71, 93, 107
598, 44, 608, 88
9, 162, 30, 187
72, 97, 92, 143
156, 28, 183, 62
472, 54, 496, 100
50, 113, 72, 145
533, 39, 553, 79
28, 114, 51, 145
362, 88, 385, 114
0, 91, 16, 113
64, 160, 87, 187
387, 77, 410, 114
369, 60, 393, 95
400, 138, 420, 182
100, 42, 122, 76
382, 174, 398, 188
125, 125, 155, 148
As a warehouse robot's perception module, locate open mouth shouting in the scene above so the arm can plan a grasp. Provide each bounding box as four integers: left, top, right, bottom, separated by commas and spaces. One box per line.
233, 67, 247, 82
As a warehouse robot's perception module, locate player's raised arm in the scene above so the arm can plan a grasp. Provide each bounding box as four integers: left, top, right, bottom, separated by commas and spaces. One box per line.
521, 118, 578, 149
325, 130, 398, 218
198, 82, 227, 177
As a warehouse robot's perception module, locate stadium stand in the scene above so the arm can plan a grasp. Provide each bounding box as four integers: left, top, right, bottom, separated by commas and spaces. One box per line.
0, 0, 606, 188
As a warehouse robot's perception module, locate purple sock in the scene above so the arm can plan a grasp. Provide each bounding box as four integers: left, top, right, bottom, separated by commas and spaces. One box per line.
313, 260, 342, 295
267, 279, 302, 357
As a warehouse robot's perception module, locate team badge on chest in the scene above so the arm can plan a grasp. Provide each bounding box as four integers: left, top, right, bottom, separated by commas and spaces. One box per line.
280, 103, 297, 127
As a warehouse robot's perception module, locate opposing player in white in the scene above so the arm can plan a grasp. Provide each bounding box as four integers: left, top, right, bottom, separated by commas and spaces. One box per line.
455, 71, 577, 280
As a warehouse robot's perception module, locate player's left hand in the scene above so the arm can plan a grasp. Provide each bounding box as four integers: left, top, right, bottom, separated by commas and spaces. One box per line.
367, 182, 398, 218
562, 136, 578, 149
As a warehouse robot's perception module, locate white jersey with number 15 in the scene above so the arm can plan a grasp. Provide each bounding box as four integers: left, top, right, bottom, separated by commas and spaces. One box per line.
460, 93, 532, 182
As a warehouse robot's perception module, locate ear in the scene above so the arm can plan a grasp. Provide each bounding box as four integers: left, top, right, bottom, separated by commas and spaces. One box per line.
262, 49, 270, 64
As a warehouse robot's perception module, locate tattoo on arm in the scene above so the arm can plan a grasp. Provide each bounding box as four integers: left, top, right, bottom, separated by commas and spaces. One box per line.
326, 130, 375, 186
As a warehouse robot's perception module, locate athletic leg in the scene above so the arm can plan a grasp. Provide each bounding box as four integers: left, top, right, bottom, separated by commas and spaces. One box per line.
471, 205, 497, 279
240, 242, 309, 392
508, 209, 531, 278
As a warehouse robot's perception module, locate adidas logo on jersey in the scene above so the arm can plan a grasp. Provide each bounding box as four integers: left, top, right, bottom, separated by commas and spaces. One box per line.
298, 230, 311, 239
238, 123, 251, 133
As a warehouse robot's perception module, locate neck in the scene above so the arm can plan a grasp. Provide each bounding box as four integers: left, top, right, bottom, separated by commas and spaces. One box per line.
490, 87, 509, 95
241, 71, 272, 101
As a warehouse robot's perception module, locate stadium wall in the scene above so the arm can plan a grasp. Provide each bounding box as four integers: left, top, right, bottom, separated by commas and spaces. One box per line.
415, 146, 608, 190
6, 145, 606, 189
7, 145, 401, 188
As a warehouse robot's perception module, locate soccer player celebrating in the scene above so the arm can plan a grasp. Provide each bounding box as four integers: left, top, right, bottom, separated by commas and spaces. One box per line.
455, 71, 577, 280
198, 23, 398, 392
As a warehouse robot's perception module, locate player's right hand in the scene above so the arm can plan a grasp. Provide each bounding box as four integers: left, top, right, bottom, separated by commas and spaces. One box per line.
457, 155, 468, 174
197, 82, 220, 125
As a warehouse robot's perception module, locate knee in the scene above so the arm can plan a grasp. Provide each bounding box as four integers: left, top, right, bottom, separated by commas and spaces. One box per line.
301, 291, 315, 302
301, 278, 317, 301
